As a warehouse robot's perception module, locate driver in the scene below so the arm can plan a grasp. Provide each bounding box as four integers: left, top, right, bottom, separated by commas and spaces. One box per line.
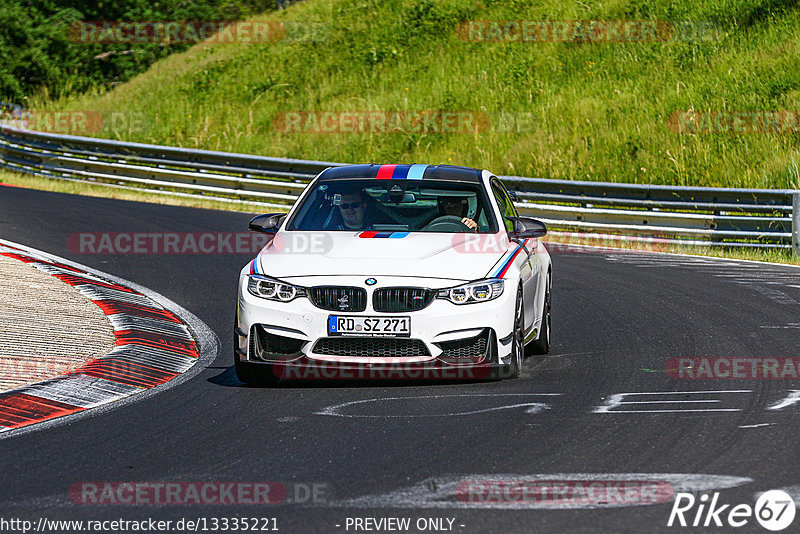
437, 195, 477, 231
327, 188, 373, 230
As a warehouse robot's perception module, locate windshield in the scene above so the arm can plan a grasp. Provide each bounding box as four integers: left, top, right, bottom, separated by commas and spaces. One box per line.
286, 179, 498, 233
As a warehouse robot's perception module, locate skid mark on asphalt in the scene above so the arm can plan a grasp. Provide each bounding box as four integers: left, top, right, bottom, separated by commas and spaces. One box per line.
315, 393, 561, 418
601, 251, 800, 313
602, 252, 800, 297
329, 473, 752, 510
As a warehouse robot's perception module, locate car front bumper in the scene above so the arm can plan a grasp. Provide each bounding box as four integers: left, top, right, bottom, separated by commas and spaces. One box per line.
235, 273, 517, 380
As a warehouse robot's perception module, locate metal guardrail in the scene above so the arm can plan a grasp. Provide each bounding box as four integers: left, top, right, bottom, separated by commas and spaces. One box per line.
1, 125, 798, 255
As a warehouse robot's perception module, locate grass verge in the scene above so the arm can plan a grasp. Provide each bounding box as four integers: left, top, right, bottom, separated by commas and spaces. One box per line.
32, 0, 800, 189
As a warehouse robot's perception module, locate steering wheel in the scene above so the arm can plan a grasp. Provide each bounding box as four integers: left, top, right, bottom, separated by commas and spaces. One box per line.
421, 215, 472, 232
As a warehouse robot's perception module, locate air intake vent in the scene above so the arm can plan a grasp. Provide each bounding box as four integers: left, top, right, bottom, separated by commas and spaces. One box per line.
312, 337, 430, 357
435, 329, 490, 359
308, 286, 367, 312
373, 287, 435, 312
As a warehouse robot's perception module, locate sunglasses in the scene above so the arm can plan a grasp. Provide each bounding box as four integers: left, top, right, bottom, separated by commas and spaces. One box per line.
339, 201, 363, 209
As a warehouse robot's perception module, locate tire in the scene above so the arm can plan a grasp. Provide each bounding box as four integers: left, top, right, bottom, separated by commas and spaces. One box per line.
529, 273, 551, 355
234, 357, 280, 386
504, 287, 525, 380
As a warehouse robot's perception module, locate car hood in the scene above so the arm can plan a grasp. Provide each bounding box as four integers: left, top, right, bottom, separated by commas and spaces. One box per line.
253, 231, 511, 282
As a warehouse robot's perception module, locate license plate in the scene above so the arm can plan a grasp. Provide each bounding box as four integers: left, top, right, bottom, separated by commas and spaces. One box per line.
328, 315, 411, 337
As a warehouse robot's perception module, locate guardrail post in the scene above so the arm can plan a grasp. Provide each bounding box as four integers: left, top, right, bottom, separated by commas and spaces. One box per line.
794, 192, 800, 257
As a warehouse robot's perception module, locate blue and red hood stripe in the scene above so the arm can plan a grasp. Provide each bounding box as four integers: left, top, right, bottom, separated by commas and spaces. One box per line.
358, 231, 410, 239
489, 239, 533, 279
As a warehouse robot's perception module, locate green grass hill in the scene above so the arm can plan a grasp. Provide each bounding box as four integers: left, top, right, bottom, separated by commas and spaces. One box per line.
40, 0, 800, 188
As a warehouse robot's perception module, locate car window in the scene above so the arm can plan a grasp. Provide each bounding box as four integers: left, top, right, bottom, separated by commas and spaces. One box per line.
490, 178, 517, 232
287, 179, 499, 233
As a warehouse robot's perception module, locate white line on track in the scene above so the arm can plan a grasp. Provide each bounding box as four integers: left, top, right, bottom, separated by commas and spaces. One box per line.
593, 390, 752, 414
768, 390, 800, 411
329, 473, 753, 510
315, 393, 562, 418
755, 486, 800, 508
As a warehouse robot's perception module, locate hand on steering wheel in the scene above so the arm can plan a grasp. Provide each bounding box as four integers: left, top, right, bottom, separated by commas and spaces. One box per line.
422, 215, 476, 232
460, 217, 477, 231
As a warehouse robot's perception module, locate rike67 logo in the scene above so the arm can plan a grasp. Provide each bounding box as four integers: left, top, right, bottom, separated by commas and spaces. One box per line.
668, 490, 796, 531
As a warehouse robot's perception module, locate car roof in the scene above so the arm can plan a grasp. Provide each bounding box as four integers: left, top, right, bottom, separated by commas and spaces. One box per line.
318, 164, 484, 183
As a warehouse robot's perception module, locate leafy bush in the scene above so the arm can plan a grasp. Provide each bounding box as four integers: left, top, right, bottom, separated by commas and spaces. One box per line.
0, 0, 274, 102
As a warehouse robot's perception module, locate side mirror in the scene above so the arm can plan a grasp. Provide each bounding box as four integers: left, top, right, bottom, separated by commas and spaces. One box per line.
248, 213, 287, 233
508, 190, 518, 201
508, 216, 547, 238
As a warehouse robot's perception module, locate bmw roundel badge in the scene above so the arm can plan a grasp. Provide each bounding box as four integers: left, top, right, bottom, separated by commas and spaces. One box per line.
365, 278, 377, 286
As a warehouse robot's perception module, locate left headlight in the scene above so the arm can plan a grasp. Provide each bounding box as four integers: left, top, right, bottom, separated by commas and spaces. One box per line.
437, 279, 504, 305
247, 275, 306, 302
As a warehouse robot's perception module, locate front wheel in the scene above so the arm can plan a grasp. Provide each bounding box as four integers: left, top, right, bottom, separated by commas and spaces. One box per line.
235, 357, 280, 386
529, 275, 551, 355
504, 287, 524, 379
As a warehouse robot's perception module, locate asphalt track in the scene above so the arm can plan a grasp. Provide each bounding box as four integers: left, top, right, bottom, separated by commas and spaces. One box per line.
1, 185, 800, 533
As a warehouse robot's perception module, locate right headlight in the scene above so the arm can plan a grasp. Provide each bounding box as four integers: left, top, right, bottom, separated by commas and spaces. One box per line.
437, 279, 504, 305
247, 275, 306, 302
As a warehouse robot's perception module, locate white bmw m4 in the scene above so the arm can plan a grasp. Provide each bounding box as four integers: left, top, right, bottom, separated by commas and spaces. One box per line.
235, 164, 551, 384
